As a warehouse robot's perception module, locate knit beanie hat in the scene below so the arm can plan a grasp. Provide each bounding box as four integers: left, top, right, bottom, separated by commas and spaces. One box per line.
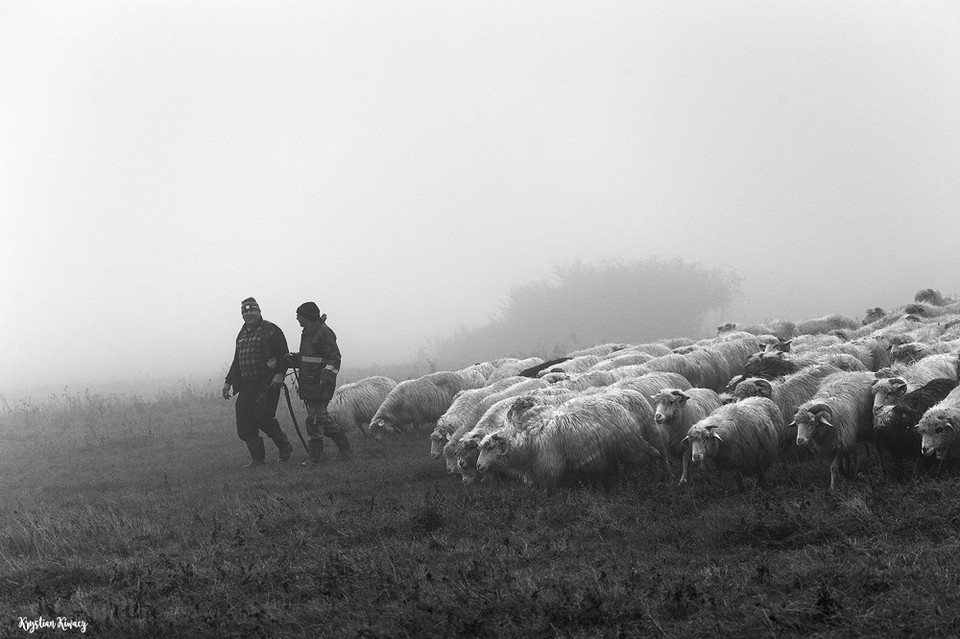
296, 301, 321, 320
241, 297, 260, 312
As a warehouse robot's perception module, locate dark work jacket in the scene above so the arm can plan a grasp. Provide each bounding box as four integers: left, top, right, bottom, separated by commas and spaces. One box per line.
225, 319, 289, 392
293, 316, 341, 401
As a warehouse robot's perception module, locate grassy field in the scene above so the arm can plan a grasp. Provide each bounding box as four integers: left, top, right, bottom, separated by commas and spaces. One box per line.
3, 384, 960, 638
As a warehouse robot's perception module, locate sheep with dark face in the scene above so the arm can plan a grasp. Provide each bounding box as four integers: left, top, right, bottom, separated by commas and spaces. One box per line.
650, 388, 723, 484
872, 353, 959, 413
916, 385, 960, 463
874, 378, 959, 478
684, 397, 784, 491
367, 370, 486, 442
790, 371, 877, 490
329, 376, 397, 436
475, 394, 662, 487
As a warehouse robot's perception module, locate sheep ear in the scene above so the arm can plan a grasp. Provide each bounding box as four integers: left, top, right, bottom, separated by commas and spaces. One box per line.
680, 435, 689, 444
946, 420, 956, 432
816, 413, 835, 428
787, 420, 797, 429
712, 432, 724, 442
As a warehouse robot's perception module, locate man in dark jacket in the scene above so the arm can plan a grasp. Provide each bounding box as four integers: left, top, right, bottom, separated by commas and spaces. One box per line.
286, 301, 353, 465
223, 297, 294, 467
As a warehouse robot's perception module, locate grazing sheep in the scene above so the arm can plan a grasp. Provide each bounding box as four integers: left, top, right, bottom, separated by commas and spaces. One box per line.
487, 357, 546, 384
536, 355, 603, 377
874, 378, 959, 478
680, 346, 733, 393
684, 397, 784, 491
650, 388, 723, 484
367, 371, 485, 442
795, 314, 860, 336
872, 354, 959, 416
566, 343, 631, 358
329, 376, 397, 436
790, 371, 877, 490
588, 351, 656, 371
717, 320, 798, 341
457, 362, 496, 383
915, 288, 952, 306
610, 372, 693, 408
475, 394, 662, 487
455, 389, 583, 483
635, 354, 702, 388
731, 363, 843, 443
592, 387, 672, 474
441, 378, 550, 471
430, 376, 525, 459
916, 385, 960, 463
554, 370, 622, 391
890, 341, 953, 364
862, 307, 887, 325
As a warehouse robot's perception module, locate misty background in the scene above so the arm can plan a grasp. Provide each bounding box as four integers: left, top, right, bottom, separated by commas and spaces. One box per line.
2, 2, 959, 402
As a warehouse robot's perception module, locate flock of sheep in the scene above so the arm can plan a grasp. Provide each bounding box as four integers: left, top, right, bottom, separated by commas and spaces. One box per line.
324, 288, 960, 490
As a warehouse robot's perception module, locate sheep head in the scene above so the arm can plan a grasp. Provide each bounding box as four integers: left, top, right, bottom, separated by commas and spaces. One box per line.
794, 402, 834, 447
476, 433, 510, 472
917, 410, 958, 459
689, 422, 724, 463
653, 389, 690, 424
368, 416, 399, 442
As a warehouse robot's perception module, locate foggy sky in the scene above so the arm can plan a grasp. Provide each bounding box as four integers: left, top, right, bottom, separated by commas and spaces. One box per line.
3, 1, 960, 399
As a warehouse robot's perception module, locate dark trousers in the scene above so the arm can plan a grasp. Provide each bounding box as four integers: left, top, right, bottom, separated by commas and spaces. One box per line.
236, 381, 291, 459
305, 399, 351, 461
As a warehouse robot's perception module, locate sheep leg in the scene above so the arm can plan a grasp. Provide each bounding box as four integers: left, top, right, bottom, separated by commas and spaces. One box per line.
679, 452, 691, 485
829, 455, 840, 490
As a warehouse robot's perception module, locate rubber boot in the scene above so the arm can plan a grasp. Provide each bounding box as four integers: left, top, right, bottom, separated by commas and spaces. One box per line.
241, 437, 266, 468
329, 431, 354, 460
265, 422, 293, 462
300, 438, 324, 466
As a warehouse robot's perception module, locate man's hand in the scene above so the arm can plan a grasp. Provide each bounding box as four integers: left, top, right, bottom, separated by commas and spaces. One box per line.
221, 382, 232, 400
270, 374, 284, 388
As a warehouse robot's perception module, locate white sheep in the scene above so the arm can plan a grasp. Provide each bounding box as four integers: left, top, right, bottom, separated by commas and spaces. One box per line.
367, 370, 485, 441
916, 384, 960, 463
790, 371, 877, 489
429, 376, 525, 459
329, 376, 397, 436
730, 363, 843, 442
683, 397, 784, 491
650, 387, 723, 484
486, 357, 546, 384
441, 377, 550, 472
453, 389, 580, 483
475, 394, 662, 487
609, 371, 693, 408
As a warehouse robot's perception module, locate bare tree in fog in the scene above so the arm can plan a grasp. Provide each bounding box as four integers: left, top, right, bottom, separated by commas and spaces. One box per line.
430, 258, 741, 367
